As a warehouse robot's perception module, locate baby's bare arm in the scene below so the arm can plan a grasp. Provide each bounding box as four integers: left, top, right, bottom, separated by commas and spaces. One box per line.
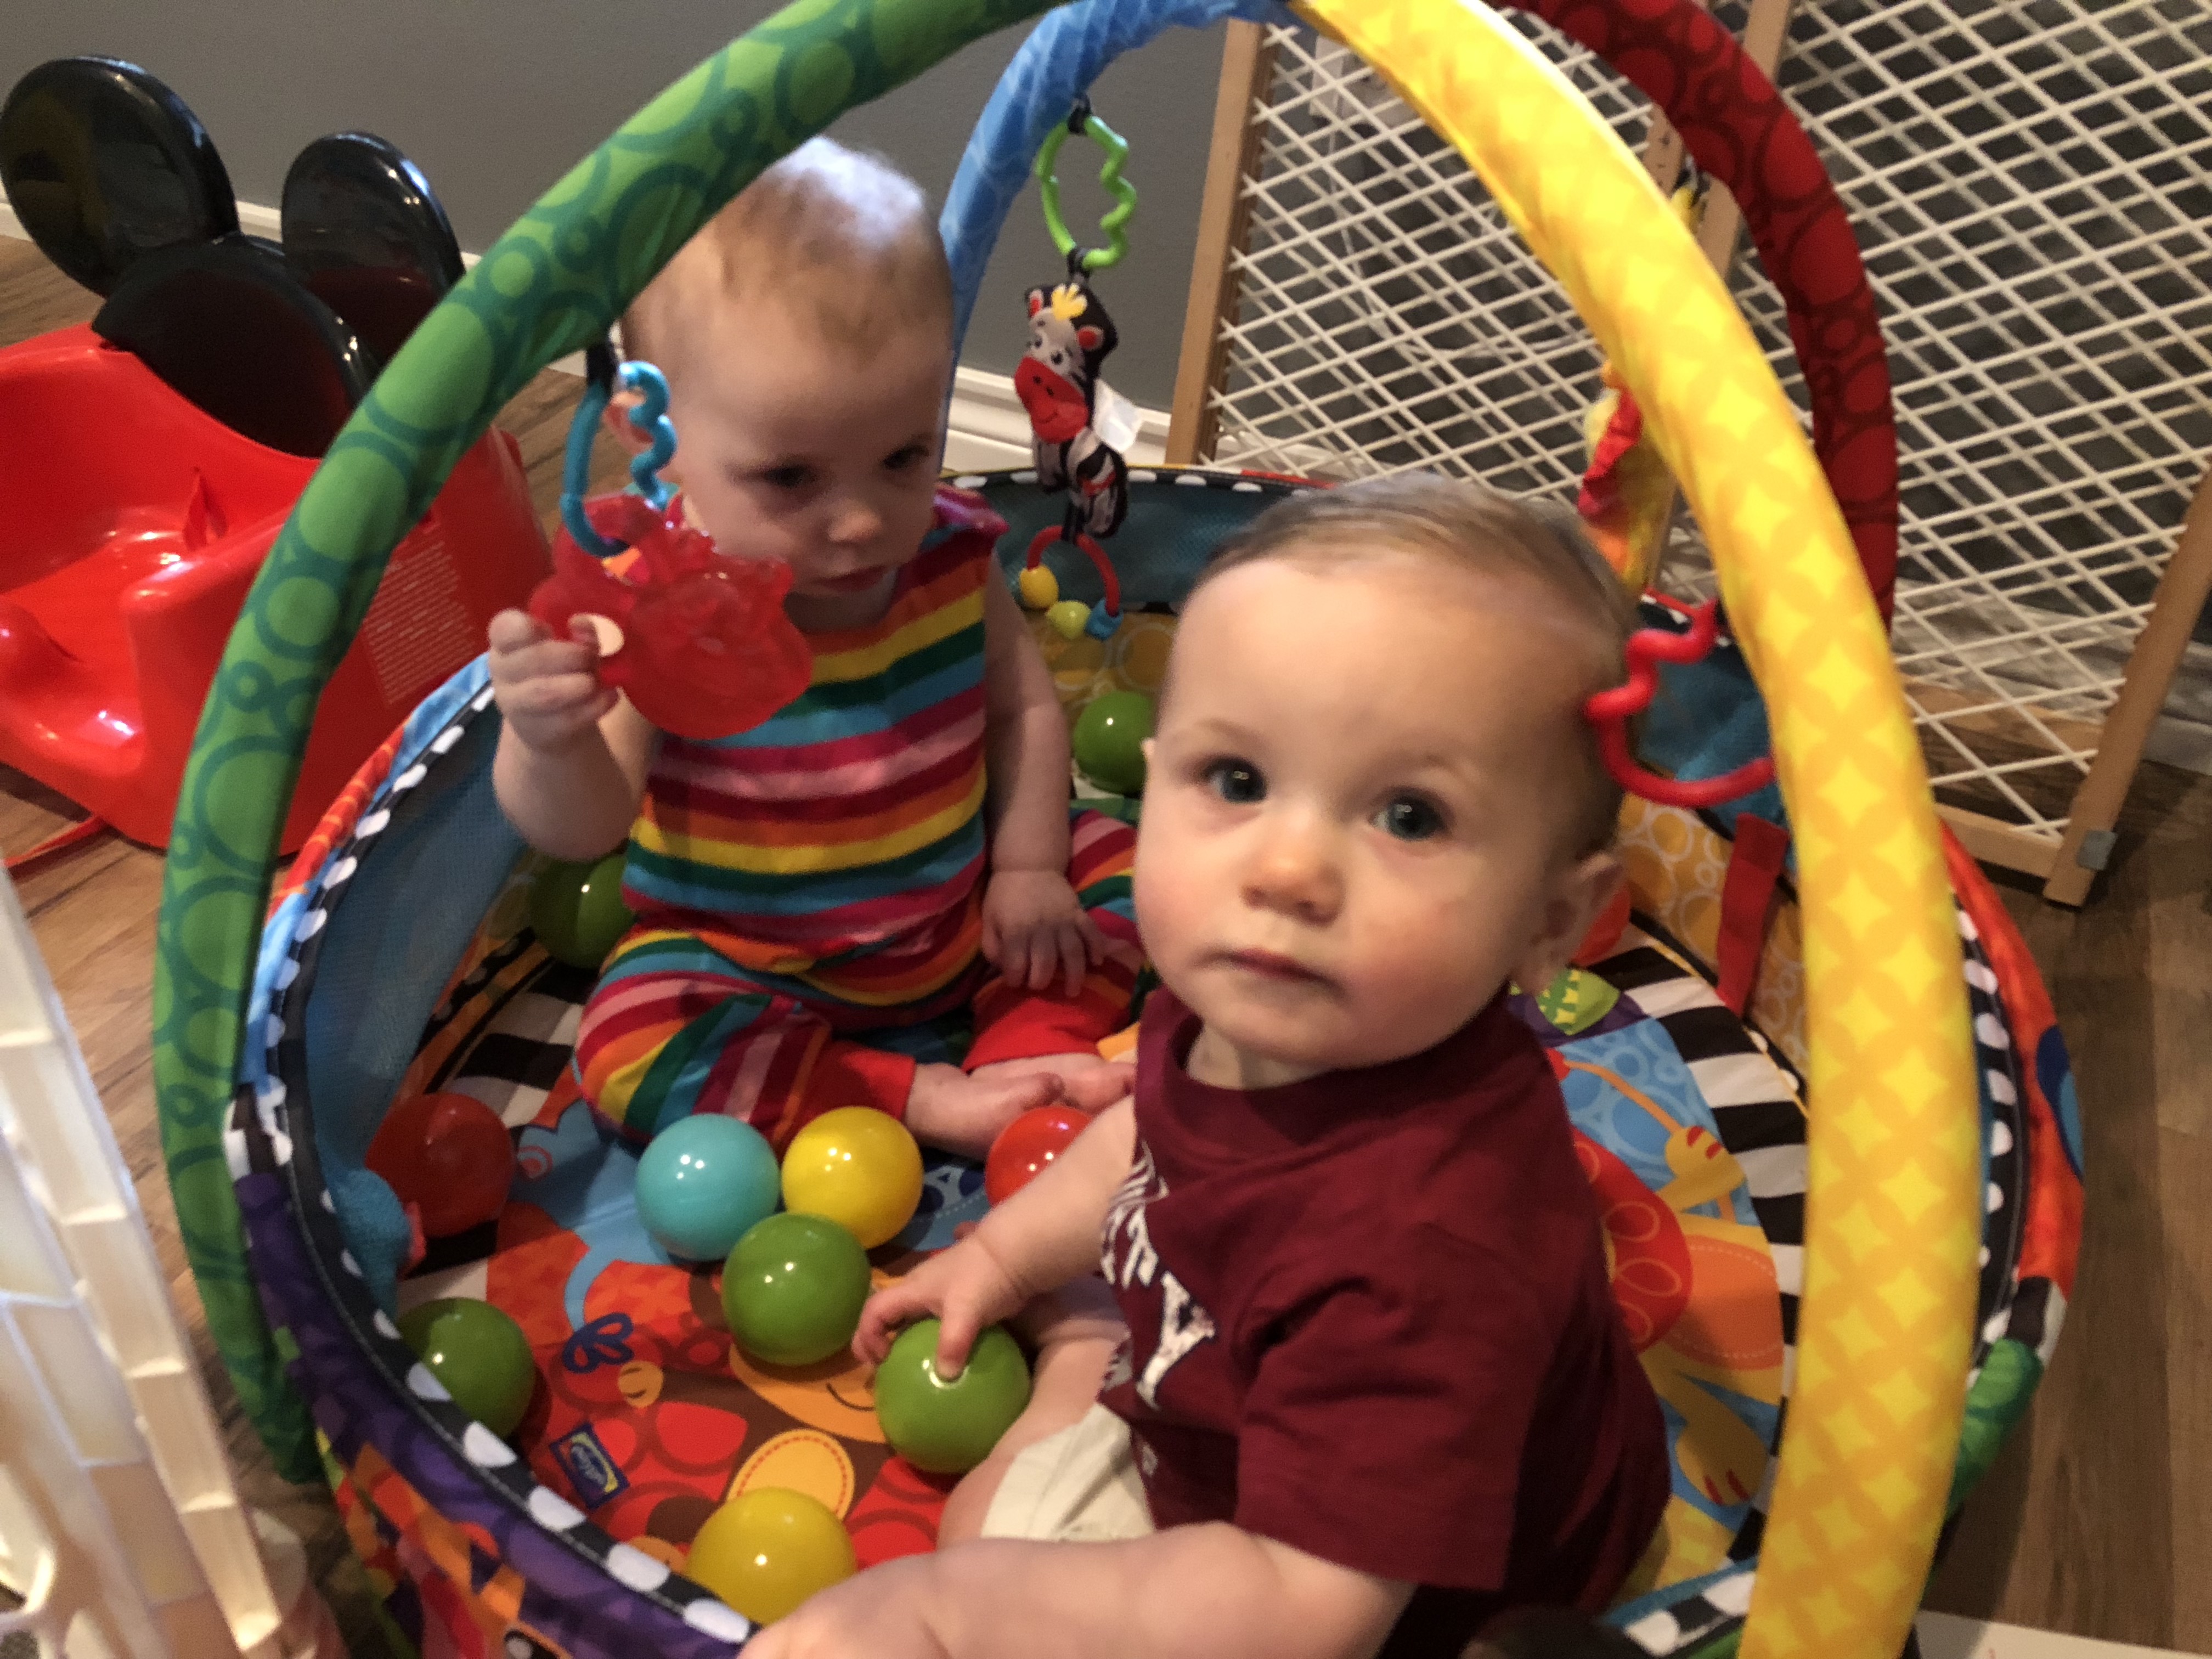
980, 572, 1073, 875
971, 1095, 1135, 1295
492, 686, 656, 860
858, 1098, 1134, 1367
749, 1524, 1412, 1659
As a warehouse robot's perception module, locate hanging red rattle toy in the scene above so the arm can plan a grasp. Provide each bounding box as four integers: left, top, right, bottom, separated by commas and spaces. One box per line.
528, 344, 812, 741
1583, 600, 1776, 810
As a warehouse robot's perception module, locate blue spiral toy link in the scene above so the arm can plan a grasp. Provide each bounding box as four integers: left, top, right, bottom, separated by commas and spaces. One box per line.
558, 350, 679, 558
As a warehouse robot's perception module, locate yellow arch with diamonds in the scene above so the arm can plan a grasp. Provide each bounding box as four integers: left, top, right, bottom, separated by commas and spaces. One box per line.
1286, 2, 1983, 1656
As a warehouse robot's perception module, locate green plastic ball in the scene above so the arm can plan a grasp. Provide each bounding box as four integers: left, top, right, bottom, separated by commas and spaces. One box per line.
873, 1319, 1032, 1474
721, 1213, 873, 1367
1072, 691, 1155, 795
1046, 600, 1091, 641
397, 1297, 538, 1438
529, 852, 634, 969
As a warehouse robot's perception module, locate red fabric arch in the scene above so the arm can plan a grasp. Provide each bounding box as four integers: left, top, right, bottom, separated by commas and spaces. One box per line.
1513, 0, 1900, 624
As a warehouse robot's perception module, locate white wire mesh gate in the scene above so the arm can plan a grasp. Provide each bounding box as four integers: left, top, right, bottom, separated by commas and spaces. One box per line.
1175, 0, 2212, 901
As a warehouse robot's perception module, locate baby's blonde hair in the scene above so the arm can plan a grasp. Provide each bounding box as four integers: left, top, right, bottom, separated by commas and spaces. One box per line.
1194, 474, 1636, 857
619, 137, 953, 366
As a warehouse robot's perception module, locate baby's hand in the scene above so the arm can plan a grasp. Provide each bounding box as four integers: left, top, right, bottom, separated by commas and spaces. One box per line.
970, 1053, 1133, 1114
853, 1231, 1026, 1376
487, 610, 615, 754
980, 868, 1109, 997
903, 1062, 1062, 1159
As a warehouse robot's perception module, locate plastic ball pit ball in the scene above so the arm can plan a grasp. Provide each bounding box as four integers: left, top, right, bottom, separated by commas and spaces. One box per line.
1017, 565, 1059, 609
365, 1091, 515, 1238
1071, 690, 1154, 794
721, 1212, 873, 1367
984, 1105, 1088, 1206
873, 1319, 1032, 1474
780, 1106, 924, 1250
397, 1297, 537, 1438
528, 851, 635, 969
685, 1488, 857, 1624
635, 1114, 781, 1262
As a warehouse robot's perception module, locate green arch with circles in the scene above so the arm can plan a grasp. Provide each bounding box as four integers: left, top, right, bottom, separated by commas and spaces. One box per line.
152, 0, 1058, 1478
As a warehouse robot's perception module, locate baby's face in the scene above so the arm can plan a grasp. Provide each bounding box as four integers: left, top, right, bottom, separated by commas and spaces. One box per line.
1134, 551, 1614, 1088
654, 298, 951, 626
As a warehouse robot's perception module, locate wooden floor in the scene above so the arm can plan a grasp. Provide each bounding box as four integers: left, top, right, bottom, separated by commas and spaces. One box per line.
3, 238, 2205, 1652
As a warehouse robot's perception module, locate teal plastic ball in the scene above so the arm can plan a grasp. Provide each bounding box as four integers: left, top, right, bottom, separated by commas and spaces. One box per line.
397, 1297, 537, 1438
873, 1319, 1032, 1474
1071, 692, 1155, 794
529, 853, 634, 969
721, 1213, 873, 1367
635, 1116, 781, 1262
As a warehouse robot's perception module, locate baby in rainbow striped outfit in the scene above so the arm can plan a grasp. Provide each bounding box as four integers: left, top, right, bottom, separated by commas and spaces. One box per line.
485, 138, 1143, 1159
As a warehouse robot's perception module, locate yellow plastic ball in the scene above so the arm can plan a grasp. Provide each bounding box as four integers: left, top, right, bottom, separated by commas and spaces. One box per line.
1017, 565, 1059, 610
780, 1107, 924, 1249
686, 1488, 856, 1624
1046, 600, 1090, 641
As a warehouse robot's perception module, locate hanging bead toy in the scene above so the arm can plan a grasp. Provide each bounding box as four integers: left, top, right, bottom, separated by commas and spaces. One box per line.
1014, 98, 1140, 642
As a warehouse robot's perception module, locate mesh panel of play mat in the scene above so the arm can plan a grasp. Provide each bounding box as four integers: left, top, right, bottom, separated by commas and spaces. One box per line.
155, 1, 2087, 1657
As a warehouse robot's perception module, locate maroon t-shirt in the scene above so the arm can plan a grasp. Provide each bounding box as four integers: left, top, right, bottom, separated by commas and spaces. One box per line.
1098, 988, 1668, 1659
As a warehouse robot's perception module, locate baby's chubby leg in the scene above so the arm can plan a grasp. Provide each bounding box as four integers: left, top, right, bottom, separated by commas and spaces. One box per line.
936, 1274, 1128, 1545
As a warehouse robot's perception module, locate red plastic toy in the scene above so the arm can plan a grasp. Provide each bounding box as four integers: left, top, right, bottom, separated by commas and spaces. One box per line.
984, 1104, 1090, 1206
0, 58, 551, 851
1583, 600, 1778, 810
528, 493, 813, 742
0, 324, 546, 849
366, 1091, 516, 1240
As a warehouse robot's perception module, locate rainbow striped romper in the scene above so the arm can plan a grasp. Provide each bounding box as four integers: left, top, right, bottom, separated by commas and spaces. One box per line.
573, 486, 1141, 1148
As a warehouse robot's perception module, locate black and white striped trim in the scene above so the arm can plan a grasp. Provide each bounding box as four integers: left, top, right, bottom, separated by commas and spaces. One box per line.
239, 679, 754, 1646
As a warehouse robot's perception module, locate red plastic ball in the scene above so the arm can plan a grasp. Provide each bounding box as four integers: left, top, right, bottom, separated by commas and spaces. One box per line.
984, 1105, 1089, 1206
365, 1092, 515, 1238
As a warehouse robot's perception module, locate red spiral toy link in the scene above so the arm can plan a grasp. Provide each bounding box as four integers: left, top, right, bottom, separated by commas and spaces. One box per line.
1584, 601, 1777, 809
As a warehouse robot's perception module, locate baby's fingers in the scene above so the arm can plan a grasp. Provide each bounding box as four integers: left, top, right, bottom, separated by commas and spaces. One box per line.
504, 672, 610, 720
1056, 923, 1088, 1000
996, 927, 1035, 993
932, 1300, 984, 1381
853, 1286, 923, 1366
1076, 911, 1114, 965
487, 609, 550, 653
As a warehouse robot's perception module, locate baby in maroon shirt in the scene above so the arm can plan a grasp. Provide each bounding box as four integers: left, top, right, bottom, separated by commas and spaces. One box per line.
749, 475, 1670, 1659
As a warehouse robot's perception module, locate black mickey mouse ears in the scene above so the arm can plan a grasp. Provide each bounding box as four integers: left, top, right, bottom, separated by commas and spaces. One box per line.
283, 132, 464, 368
0, 56, 237, 296
2, 55, 469, 453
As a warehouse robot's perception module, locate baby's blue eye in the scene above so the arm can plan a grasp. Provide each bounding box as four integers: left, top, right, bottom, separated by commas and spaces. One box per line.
1377, 795, 1444, 842
885, 444, 930, 472
1204, 760, 1265, 804
760, 464, 815, 490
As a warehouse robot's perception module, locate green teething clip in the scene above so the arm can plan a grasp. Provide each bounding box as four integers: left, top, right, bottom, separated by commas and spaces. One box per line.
1036, 100, 1137, 273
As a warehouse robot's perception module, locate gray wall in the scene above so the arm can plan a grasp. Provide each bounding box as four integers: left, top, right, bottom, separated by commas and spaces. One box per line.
1, 2, 1225, 405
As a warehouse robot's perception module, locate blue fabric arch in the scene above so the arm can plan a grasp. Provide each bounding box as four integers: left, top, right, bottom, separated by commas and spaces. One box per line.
941, 0, 1296, 358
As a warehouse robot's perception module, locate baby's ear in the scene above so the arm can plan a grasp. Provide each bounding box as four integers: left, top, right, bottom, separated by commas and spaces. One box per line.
1513, 850, 1624, 995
